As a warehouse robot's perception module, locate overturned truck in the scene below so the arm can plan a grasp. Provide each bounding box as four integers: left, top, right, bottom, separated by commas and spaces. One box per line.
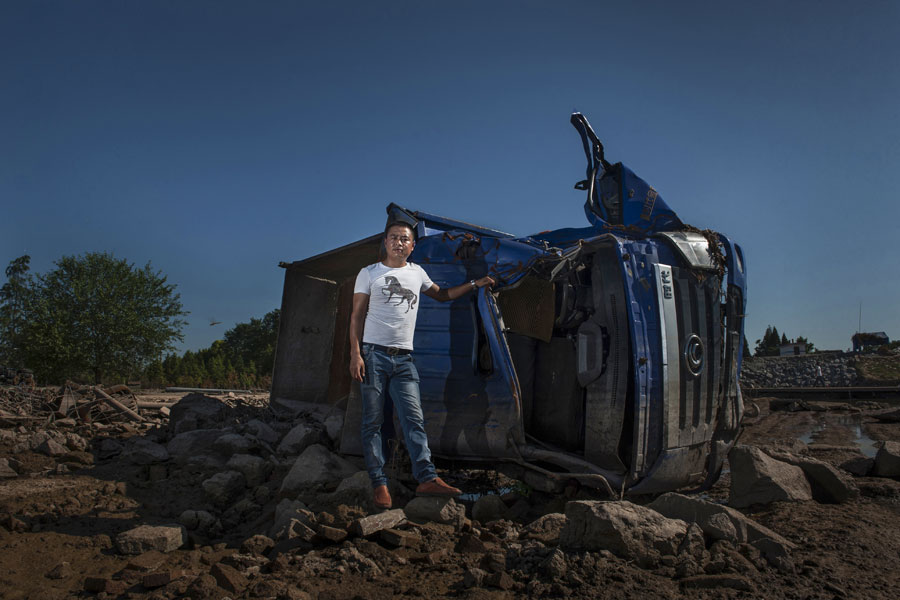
272, 114, 747, 495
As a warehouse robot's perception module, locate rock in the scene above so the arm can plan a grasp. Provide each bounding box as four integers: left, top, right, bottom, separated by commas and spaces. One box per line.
210, 562, 248, 594
380, 528, 420, 547
169, 393, 228, 434
115, 524, 185, 554
472, 494, 509, 524
36, 438, 67, 457
166, 429, 226, 462
277, 422, 321, 455
287, 519, 317, 542
97, 438, 124, 459
351, 509, 407, 537
201, 470, 246, 507
213, 433, 254, 455
64, 432, 88, 451
463, 567, 487, 588
522, 512, 566, 545
241, 534, 275, 555
874, 440, 900, 477
226, 454, 271, 487
324, 413, 344, 443
560, 501, 688, 567
315, 524, 348, 543
404, 497, 466, 529
84, 577, 127, 594
270, 498, 314, 539
841, 456, 874, 477
728, 445, 812, 507
179, 509, 216, 532
142, 569, 185, 588
279, 444, 359, 494
45, 561, 72, 579
122, 438, 170, 465
336, 545, 382, 575
764, 448, 859, 502
126, 550, 167, 571
0, 458, 18, 479
484, 571, 515, 590
245, 419, 279, 444
540, 548, 567, 578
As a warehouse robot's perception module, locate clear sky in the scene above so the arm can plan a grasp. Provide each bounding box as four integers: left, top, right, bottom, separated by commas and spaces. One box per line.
2, 1, 898, 354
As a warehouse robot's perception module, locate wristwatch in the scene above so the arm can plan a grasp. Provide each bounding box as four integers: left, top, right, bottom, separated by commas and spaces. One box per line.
469, 279, 477, 289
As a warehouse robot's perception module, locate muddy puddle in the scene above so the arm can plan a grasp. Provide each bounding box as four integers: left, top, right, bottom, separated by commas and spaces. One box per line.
799, 413, 880, 457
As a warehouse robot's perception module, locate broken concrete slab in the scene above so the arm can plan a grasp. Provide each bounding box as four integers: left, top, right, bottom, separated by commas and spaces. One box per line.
560, 500, 688, 567
404, 497, 466, 529
874, 440, 900, 477
728, 445, 812, 507
764, 448, 859, 502
115, 524, 185, 554
279, 444, 359, 494
351, 509, 406, 537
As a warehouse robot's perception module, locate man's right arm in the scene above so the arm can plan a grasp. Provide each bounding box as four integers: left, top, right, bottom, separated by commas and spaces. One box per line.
349, 292, 369, 382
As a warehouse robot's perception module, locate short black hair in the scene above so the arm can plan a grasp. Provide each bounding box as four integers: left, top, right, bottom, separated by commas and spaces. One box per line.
384, 221, 416, 239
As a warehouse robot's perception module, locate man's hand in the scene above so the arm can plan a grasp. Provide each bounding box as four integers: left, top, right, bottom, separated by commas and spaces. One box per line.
350, 353, 365, 382
473, 276, 495, 289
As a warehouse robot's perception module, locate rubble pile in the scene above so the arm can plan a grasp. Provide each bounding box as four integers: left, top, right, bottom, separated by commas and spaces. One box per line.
2, 391, 900, 598
740, 354, 857, 388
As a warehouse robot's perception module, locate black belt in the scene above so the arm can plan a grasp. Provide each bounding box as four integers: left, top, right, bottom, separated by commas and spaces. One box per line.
366, 343, 412, 356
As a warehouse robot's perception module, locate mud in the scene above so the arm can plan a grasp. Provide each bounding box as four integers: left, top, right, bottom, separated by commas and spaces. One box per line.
1, 392, 900, 599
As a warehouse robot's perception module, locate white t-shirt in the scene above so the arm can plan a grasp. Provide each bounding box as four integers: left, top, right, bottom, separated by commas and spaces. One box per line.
354, 262, 434, 350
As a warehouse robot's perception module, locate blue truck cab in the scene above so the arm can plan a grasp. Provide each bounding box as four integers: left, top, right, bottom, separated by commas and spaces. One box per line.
272, 114, 747, 495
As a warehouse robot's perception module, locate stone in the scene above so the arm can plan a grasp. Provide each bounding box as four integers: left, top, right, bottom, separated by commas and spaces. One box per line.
287, 519, 317, 542
179, 509, 216, 532
277, 422, 320, 455
728, 445, 812, 507
649, 492, 795, 569
213, 432, 254, 455
97, 438, 124, 459
166, 429, 226, 462
201, 470, 246, 507
874, 440, 900, 477
142, 569, 185, 588
0, 458, 18, 479
351, 509, 407, 537
463, 567, 487, 588
210, 562, 248, 594
246, 418, 279, 444
270, 498, 314, 539
45, 562, 72, 579
122, 438, 170, 465
36, 438, 67, 456
84, 577, 127, 594
226, 453, 271, 487
169, 393, 228, 434
841, 456, 874, 477
324, 413, 344, 443
64, 432, 88, 451
280, 444, 360, 494
484, 571, 515, 590
241, 534, 275, 555
404, 497, 466, 529
126, 550, 166, 571
380, 528, 420, 547
115, 524, 185, 554
764, 448, 859, 502
560, 500, 688, 567
315, 524, 348, 543
677, 522, 707, 560
472, 494, 509, 524
540, 548, 567, 578
522, 512, 566, 545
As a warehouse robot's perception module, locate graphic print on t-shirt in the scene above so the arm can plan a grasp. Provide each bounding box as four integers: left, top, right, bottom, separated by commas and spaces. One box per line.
381, 275, 418, 312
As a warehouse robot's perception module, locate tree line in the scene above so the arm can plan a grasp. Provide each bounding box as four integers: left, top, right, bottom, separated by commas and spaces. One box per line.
0, 253, 278, 389
754, 325, 815, 357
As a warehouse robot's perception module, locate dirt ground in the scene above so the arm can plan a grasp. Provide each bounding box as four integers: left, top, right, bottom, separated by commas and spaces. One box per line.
2, 392, 900, 600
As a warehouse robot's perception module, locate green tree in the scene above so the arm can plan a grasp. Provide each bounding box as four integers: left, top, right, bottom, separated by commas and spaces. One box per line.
24, 252, 187, 383
0, 255, 35, 366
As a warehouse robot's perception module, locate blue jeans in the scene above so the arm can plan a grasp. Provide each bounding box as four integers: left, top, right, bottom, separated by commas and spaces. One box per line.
360, 344, 437, 487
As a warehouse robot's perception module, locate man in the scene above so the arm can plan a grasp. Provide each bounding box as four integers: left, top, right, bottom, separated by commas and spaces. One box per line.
349, 221, 495, 510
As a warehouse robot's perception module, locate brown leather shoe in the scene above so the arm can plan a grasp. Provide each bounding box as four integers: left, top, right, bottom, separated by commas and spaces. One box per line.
415, 477, 461, 497
373, 485, 392, 510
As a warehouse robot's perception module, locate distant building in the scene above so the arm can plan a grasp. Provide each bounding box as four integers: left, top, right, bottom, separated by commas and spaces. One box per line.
851, 332, 890, 352
779, 340, 806, 356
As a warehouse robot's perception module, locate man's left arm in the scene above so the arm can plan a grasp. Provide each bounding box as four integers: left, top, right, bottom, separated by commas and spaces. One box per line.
422, 276, 495, 303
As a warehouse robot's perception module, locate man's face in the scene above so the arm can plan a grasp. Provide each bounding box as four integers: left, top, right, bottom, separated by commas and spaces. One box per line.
384, 225, 415, 261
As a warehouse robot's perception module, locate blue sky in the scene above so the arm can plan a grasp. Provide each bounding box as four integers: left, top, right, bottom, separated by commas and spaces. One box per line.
2, 1, 898, 353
